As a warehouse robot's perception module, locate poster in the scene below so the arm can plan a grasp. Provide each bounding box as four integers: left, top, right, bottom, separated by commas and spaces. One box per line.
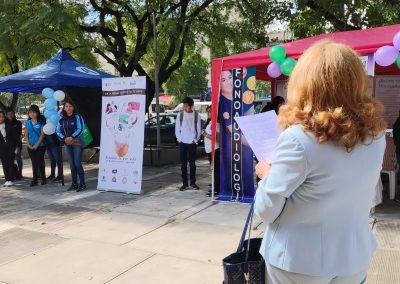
359, 55, 375, 76
375, 75, 400, 128
218, 67, 255, 203
98, 77, 146, 194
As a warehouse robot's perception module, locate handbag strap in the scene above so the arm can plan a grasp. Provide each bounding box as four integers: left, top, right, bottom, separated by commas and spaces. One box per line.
237, 201, 255, 252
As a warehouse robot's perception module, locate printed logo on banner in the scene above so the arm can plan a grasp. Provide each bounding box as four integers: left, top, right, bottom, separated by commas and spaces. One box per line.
231, 68, 244, 201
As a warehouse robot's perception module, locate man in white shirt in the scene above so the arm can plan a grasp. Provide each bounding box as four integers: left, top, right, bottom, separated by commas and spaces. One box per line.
175, 97, 202, 191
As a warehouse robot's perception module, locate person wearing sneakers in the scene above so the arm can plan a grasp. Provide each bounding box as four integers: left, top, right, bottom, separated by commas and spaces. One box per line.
175, 97, 201, 191
0, 111, 17, 187
25, 105, 46, 187
56, 99, 86, 192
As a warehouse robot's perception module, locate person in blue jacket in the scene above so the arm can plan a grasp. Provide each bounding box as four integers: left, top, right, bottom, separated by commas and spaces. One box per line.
56, 99, 86, 192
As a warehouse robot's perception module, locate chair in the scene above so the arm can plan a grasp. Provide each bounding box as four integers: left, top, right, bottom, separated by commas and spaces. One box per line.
381, 136, 398, 200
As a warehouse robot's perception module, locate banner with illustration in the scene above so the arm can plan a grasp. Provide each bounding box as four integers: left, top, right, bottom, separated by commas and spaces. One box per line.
218, 67, 255, 203
98, 77, 146, 194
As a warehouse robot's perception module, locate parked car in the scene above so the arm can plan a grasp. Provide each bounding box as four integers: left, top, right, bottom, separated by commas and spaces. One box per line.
144, 113, 205, 146
171, 101, 211, 120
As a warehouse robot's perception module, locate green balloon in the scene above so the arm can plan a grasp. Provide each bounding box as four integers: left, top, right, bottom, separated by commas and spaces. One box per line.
269, 45, 286, 63
280, 58, 297, 76
396, 55, 400, 69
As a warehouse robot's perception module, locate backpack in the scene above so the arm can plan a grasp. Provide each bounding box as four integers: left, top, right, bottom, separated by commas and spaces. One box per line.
179, 111, 199, 137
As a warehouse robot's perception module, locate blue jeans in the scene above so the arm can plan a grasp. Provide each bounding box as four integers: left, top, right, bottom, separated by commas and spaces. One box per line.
47, 145, 62, 177
65, 145, 85, 186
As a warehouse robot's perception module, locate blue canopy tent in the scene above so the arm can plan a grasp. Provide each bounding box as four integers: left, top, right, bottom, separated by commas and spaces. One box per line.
0, 48, 116, 147
0, 48, 114, 93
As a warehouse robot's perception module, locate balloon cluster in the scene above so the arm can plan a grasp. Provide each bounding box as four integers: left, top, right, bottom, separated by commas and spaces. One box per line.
267, 45, 297, 78
41, 88, 65, 135
375, 32, 400, 68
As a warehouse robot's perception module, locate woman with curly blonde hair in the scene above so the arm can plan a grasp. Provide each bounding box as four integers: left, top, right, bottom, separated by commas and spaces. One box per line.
254, 40, 386, 284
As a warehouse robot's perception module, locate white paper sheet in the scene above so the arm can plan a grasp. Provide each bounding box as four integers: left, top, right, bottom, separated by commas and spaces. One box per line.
235, 111, 280, 163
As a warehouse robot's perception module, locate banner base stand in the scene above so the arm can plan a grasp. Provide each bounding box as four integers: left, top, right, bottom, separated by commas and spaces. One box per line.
213, 195, 253, 204
97, 188, 142, 195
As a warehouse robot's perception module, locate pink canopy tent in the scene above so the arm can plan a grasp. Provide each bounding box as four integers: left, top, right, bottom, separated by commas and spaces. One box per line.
211, 24, 400, 156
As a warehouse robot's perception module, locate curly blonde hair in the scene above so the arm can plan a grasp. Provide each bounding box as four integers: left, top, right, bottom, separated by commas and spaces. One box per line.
278, 40, 386, 151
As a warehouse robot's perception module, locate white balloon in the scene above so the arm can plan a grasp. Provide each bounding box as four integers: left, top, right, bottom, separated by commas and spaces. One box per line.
43, 123, 56, 135
54, 90, 66, 102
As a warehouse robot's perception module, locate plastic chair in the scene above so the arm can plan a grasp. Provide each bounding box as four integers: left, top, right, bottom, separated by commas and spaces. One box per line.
382, 136, 398, 200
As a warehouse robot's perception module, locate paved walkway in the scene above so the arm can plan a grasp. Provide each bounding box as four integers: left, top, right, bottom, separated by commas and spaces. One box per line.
0, 158, 399, 283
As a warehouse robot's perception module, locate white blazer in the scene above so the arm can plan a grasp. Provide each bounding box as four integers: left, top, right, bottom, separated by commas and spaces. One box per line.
255, 124, 385, 277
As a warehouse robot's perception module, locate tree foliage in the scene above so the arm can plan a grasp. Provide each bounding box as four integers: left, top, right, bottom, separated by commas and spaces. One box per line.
163, 52, 209, 103
0, 0, 98, 110
287, 0, 400, 39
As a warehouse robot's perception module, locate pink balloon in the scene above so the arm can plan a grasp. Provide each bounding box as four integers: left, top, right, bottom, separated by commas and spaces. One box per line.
375, 45, 398, 67
393, 32, 400, 50
267, 62, 282, 78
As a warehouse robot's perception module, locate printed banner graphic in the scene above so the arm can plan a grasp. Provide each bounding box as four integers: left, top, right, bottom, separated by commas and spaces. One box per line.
218, 67, 255, 203
98, 77, 146, 194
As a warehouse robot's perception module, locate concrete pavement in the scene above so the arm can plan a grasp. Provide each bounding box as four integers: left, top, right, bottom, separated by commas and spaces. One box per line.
0, 157, 399, 283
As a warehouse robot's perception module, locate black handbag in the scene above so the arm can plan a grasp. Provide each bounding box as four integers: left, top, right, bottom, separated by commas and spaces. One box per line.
222, 202, 265, 284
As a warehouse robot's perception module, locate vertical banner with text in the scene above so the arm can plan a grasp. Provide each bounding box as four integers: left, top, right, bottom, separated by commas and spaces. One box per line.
98, 77, 146, 194
218, 67, 255, 203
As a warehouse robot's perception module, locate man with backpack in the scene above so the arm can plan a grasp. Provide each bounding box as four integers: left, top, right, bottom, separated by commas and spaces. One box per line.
175, 97, 201, 191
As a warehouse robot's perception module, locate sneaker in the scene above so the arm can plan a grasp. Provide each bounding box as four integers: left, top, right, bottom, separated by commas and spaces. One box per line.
41, 180, 46, 185
3, 181, 9, 187
179, 185, 188, 191
6, 181, 13, 187
76, 184, 87, 192
53, 176, 63, 182
67, 184, 78, 191
30, 180, 38, 187
47, 175, 55, 180
190, 184, 200, 190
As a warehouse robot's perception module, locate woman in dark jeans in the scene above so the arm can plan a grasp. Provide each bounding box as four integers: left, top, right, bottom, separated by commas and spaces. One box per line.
56, 99, 86, 192
0, 111, 17, 186
5, 109, 23, 179
46, 133, 63, 182
25, 105, 46, 187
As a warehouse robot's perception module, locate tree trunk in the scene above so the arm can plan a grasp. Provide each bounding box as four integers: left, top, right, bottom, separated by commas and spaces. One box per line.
10, 93, 19, 111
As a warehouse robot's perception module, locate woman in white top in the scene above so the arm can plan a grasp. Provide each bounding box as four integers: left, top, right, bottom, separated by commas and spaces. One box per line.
255, 40, 386, 284
202, 105, 220, 197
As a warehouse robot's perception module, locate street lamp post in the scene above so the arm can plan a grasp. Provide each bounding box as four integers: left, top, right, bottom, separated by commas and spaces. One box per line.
152, 11, 161, 157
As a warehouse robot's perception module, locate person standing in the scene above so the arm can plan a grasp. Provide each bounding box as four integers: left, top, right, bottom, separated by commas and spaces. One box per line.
56, 99, 86, 192
6, 109, 23, 179
0, 111, 17, 186
255, 40, 386, 283
45, 133, 63, 182
25, 105, 46, 187
203, 105, 220, 197
175, 97, 201, 191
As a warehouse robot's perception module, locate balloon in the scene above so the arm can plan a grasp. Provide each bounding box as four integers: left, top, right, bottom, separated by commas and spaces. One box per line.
267, 62, 282, 78
375, 45, 398, 67
44, 109, 57, 119
280, 58, 297, 76
53, 90, 65, 102
48, 113, 61, 125
43, 123, 56, 135
393, 32, 400, 50
44, 98, 57, 110
42, 88, 54, 99
269, 45, 286, 64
